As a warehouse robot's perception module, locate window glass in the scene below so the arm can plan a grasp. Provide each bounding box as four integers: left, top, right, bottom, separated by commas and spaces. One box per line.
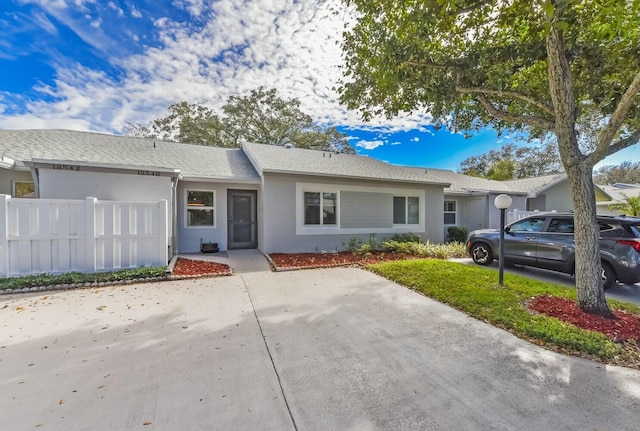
187, 190, 215, 227
509, 217, 546, 232
187, 190, 214, 207
444, 200, 456, 225
548, 218, 574, 233
304, 192, 321, 225
393, 197, 406, 224
187, 209, 214, 226
407, 197, 419, 224
323, 193, 337, 225
14, 181, 35, 198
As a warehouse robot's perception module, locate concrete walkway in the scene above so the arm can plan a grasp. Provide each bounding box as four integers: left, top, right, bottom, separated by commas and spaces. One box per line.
1, 267, 640, 430
179, 249, 271, 273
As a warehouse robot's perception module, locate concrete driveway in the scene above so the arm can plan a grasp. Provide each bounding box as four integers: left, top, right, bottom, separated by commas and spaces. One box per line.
2, 267, 640, 430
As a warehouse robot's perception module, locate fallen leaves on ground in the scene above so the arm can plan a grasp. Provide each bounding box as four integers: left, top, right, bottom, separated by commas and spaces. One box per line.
529, 295, 640, 342
171, 258, 231, 277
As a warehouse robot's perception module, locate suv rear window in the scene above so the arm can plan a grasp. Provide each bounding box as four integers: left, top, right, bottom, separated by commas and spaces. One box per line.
629, 224, 640, 237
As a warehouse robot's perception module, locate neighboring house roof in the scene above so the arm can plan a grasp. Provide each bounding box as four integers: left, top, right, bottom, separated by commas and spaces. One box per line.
597, 185, 640, 204
502, 173, 568, 196
0, 129, 260, 182
242, 142, 452, 186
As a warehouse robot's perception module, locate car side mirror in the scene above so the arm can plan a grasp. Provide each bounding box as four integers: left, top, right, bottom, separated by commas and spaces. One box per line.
504, 226, 512, 235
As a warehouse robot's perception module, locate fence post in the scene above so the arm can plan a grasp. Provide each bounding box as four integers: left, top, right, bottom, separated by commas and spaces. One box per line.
0, 195, 9, 277
158, 199, 168, 265
86, 197, 97, 273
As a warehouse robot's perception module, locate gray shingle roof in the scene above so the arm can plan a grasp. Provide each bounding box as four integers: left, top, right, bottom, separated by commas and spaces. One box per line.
242, 142, 451, 186
0, 129, 259, 181
597, 184, 640, 204
502, 174, 568, 195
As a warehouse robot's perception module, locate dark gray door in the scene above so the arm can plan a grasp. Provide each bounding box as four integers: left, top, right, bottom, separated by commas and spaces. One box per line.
227, 190, 257, 249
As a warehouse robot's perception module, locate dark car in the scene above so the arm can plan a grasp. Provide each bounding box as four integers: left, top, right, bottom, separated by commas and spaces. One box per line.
466, 213, 640, 289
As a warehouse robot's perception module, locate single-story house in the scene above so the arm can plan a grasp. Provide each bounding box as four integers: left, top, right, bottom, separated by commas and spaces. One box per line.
596, 184, 640, 216
0, 129, 618, 257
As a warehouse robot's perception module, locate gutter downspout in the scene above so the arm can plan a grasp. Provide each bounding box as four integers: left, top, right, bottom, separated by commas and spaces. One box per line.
171, 175, 180, 258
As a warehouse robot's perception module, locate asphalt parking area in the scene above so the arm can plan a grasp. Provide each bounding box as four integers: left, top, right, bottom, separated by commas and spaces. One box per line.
2, 267, 640, 430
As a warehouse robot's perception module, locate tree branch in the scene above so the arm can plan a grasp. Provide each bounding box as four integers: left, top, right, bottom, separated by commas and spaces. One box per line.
476, 94, 555, 130
586, 127, 640, 166
590, 71, 640, 162
456, 84, 554, 116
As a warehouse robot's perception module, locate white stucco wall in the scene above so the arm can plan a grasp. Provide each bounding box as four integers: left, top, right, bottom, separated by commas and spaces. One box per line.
261, 173, 446, 253
38, 169, 172, 202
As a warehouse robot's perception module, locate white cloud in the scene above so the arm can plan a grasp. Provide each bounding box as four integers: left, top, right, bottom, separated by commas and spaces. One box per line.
172, 0, 205, 16
390, 141, 401, 145
411, 137, 419, 142
356, 140, 384, 150
1, 0, 437, 133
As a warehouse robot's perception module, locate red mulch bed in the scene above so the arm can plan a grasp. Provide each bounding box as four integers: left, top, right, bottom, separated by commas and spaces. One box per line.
267, 251, 415, 269
171, 258, 231, 277
529, 295, 640, 342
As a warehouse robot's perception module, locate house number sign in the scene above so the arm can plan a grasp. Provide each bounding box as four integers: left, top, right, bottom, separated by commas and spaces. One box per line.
137, 170, 160, 176
52, 164, 80, 171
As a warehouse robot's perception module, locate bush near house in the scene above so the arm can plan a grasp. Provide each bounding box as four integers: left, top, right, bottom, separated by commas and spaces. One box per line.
447, 226, 468, 243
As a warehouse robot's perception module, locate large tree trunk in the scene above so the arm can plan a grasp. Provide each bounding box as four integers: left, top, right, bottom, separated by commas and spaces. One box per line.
565, 164, 615, 318
546, 24, 615, 318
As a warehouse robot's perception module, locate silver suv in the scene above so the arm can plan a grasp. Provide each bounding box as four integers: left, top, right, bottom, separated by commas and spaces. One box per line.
466, 213, 640, 289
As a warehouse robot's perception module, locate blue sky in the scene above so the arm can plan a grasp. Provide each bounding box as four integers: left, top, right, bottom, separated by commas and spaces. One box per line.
0, 0, 637, 172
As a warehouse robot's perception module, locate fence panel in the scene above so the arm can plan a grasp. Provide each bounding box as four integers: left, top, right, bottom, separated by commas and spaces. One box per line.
0, 196, 168, 278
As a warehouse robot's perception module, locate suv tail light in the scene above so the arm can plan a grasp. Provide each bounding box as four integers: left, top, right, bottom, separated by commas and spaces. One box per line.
618, 239, 640, 253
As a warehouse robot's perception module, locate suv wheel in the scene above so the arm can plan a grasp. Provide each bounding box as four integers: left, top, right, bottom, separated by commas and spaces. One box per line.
601, 262, 616, 290
471, 243, 493, 265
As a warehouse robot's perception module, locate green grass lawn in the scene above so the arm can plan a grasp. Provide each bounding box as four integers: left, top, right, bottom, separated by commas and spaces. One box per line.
368, 259, 640, 364
0, 266, 168, 292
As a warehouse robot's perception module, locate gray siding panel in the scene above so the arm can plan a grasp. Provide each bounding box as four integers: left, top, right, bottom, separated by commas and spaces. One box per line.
340, 191, 393, 228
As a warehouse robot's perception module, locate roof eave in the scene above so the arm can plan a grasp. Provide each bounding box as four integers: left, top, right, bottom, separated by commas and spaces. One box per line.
260, 168, 451, 187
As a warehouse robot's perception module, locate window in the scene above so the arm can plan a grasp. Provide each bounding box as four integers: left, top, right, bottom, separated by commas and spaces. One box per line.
548, 218, 574, 233
509, 217, 546, 232
304, 192, 337, 225
186, 190, 215, 227
13, 181, 35, 198
444, 200, 456, 225
394, 196, 419, 224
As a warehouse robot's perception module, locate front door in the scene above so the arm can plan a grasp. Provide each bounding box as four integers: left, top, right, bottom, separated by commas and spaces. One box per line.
227, 190, 257, 249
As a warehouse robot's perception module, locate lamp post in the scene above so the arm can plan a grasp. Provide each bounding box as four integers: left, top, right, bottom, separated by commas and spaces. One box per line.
494, 194, 513, 286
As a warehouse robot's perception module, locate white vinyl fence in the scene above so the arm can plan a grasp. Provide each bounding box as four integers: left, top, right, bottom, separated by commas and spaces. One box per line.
0, 196, 168, 278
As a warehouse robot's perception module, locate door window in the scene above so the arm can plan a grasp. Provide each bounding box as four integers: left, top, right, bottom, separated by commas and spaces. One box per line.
509, 217, 546, 233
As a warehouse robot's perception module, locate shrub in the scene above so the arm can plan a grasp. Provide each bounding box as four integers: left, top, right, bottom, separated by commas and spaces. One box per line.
447, 226, 468, 243
388, 232, 422, 243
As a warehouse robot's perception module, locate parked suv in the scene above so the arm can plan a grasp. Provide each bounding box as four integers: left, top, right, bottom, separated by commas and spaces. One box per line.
466, 213, 640, 289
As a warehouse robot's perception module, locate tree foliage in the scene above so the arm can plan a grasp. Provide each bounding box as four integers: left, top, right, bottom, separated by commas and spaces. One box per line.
125, 87, 355, 153
339, 0, 640, 317
594, 161, 640, 185
608, 194, 640, 216
459, 143, 562, 179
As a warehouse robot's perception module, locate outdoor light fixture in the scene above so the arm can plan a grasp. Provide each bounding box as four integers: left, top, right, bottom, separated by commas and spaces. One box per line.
494, 194, 513, 286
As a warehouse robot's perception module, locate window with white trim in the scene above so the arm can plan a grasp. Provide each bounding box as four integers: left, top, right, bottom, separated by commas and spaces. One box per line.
13, 181, 35, 198
393, 196, 419, 224
186, 190, 215, 227
304, 192, 337, 225
444, 200, 457, 225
